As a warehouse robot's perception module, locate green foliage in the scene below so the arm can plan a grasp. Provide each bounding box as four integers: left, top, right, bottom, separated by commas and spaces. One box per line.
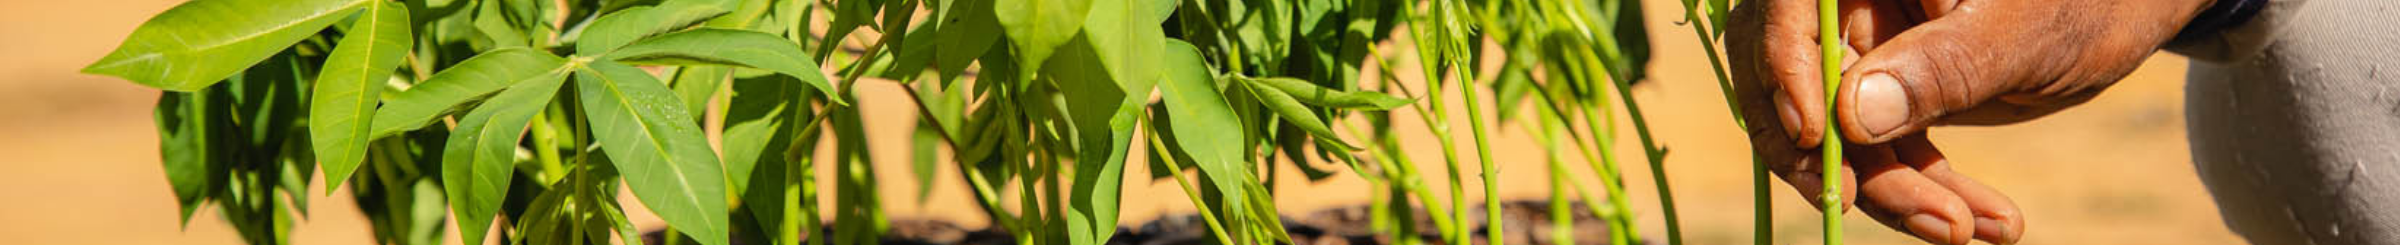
88, 0, 1794, 244
310, 1, 411, 193
576, 60, 731, 245
85, 0, 366, 91
442, 63, 567, 245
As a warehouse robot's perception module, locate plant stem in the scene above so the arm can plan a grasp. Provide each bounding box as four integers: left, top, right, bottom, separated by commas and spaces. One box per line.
1555, 0, 1693, 242
1668, 0, 1773, 244
1365, 30, 1484, 245
1141, 119, 1238, 245
1818, 0, 1846, 242
1606, 56, 1684, 245
530, 111, 567, 183
1454, 60, 1506, 245
1534, 108, 1577, 245
1401, 2, 1477, 243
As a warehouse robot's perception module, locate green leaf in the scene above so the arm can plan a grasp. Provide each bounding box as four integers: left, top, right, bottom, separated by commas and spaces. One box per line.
876, 24, 943, 81
440, 66, 568, 245
368, 48, 569, 138
725, 70, 814, 232
663, 0, 778, 118
82, 0, 368, 91
932, 0, 1003, 82
1155, 39, 1253, 215
1233, 78, 1351, 149
1044, 0, 1169, 241
1709, 0, 1731, 37
1244, 77, 1412, 110
604, 28, 844, 105
572, 0, 739, 54
1079, 0, 1166, 94
666, 66, 732, 119
576, 60, 730, 245
471, 0, 535, 48
720, 70, 799, 198
993, 0, 1092, 78
153, 91, 216, 226
312, 1, 412, 194
814, 0, 879, 62
1613, 0, 1653, 82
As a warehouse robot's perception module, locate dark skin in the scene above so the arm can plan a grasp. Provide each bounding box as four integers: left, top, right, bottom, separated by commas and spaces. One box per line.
1724, 0, 2217, 243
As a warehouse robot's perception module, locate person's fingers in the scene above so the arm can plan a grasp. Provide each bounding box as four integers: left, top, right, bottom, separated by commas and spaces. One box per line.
1841, 0, 1914, 50
1775, 155, 1860, 213
1849, 144, 1975, 245
1907, 0, 1962, 22
1756, 0, 1829, 148
1894, 134, 2026, 244
1830, 2, 2067, 144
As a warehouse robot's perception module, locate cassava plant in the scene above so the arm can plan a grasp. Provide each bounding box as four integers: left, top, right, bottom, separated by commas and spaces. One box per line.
82, 0, 1814, 244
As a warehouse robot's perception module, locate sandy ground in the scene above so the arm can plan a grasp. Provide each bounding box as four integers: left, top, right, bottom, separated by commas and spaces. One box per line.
0, 0, 2241, 244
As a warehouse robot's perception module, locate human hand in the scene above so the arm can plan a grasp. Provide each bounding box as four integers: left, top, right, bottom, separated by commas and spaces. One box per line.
1722, 0, 2217, 243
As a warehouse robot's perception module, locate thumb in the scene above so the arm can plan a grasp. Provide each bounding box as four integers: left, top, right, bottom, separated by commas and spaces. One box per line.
1833, 9, 2062, 144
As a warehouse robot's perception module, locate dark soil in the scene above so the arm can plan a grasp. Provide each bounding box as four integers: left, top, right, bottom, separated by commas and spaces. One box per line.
648, 200, 1640, 245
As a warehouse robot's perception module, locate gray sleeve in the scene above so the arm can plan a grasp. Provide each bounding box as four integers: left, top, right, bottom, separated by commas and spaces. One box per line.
2176, 0, 2400, 244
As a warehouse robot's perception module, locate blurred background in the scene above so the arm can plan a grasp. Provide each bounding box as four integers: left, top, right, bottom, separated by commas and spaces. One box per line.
0, 0, 2240, 244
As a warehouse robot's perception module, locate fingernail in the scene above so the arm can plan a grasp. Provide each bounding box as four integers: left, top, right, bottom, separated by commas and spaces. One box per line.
1776, 92, 1804, 140
1857, 73, 1908, 136
1906, 214, 1963, 245
1976, 217, 2018, 245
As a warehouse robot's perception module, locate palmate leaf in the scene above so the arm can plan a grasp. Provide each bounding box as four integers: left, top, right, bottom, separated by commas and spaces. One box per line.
576, 60, 730, 245
368, 48, 569, 138
312, 1, 412, 194
82, 0, 368, 91
605, 28, 843, 105
441, 66, 569, 245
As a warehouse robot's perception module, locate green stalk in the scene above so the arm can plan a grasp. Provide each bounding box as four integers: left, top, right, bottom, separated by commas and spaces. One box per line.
1400, 1, 1477, 243
1818, 0, 1846, 242
1362, 46, 1468, 244
1665, 0, 1772, 244
1534, 108, 1577, 245
1530, 84, 1635, 245
1552, 0, 1690, 243
529, 111, 567, 183
1143, 129, 1237, 245
1603, 54, 1684, 245
1426, 72, 1471, 245
799, 154, 823, 245
1012, 133, 1042, 245
1453, 43, 1506, 245
1574, 87, 1640, 245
